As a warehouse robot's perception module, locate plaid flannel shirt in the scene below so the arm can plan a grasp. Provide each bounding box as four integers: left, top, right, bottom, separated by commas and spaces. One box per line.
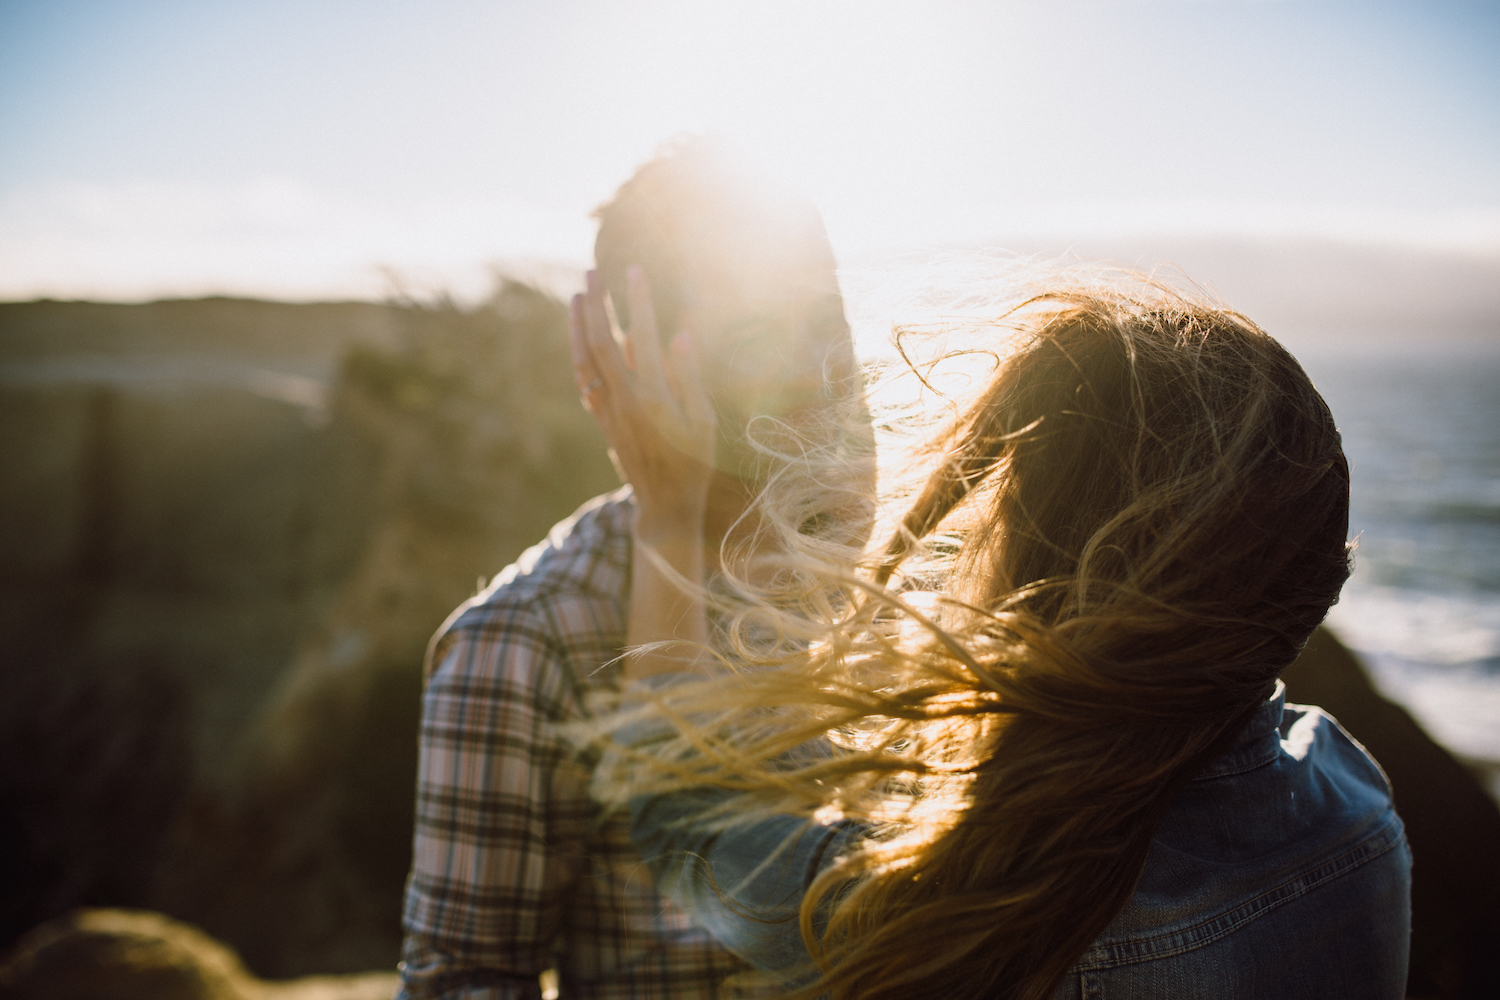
397, 488, 756, 1000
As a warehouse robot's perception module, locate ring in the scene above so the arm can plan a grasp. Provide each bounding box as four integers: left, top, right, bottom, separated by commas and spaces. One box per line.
582, 377, 605, 394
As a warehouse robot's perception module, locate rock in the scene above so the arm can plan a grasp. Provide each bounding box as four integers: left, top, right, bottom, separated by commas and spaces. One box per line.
0, 909, 399, 1000
1282, 627, 1500, 1000
0, 648, 193, 949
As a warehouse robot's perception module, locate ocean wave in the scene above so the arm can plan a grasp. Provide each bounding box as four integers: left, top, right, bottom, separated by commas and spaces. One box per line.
1327, 585, 1500, 760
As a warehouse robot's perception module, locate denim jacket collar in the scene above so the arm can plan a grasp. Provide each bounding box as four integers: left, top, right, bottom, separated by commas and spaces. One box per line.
1191, 680, 1286, 781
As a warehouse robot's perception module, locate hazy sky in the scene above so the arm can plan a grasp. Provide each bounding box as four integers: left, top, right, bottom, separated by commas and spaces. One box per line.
1, 0, 1496, 300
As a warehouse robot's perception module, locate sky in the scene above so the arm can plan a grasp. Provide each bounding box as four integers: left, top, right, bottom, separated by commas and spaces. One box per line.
0, 0, 1497, 309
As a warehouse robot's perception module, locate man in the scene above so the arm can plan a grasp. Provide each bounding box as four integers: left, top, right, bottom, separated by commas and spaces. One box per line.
396, 138, 861, 1000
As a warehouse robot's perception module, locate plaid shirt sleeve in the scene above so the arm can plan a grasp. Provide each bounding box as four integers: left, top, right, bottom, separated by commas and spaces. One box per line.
397, 604, 593, 1000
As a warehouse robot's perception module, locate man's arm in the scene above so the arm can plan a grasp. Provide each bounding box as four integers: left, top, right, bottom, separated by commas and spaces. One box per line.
628, 786, 861, 976
398, 616, 588, 1000
571, 268, 717, 685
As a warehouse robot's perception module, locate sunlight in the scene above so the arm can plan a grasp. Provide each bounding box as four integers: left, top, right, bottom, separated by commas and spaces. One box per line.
0, 0, 1495, 301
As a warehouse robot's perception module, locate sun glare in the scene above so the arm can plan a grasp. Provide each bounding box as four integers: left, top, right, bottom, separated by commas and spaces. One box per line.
0, 0, 1495, 301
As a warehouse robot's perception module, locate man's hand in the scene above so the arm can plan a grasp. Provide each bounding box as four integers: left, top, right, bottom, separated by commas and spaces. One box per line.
570, 266, 717, 543
570, 266, 717, 679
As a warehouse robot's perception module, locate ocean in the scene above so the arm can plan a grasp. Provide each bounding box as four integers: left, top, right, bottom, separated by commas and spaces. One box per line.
1294, 340, 1500, 769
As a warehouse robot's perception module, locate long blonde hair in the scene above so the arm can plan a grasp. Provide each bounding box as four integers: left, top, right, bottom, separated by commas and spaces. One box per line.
596, 273, 1351, 1000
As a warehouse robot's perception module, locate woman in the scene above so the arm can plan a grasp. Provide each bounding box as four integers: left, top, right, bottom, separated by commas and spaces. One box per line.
570, 265, 1411, 1000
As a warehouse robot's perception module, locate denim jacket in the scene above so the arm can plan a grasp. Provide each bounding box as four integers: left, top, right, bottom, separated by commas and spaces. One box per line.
623, 683, 1412, 999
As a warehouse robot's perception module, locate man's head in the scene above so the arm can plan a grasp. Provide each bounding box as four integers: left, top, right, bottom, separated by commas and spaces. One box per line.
593, 137, 856, 478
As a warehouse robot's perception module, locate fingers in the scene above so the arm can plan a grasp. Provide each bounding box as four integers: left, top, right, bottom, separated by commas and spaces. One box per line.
576, 268, 712, 469
583, 271, 633, 399
626, 266, 670, 401
569, 294, 604, 410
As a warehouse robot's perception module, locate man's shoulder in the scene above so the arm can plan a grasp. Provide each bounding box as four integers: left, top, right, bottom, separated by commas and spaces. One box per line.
487, 486, 634, 601
426, 487, 635, 676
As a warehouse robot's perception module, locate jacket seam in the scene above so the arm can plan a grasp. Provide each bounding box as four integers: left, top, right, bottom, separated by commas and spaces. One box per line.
1073, 815, 1405, 970
1191, 745, 1280, 781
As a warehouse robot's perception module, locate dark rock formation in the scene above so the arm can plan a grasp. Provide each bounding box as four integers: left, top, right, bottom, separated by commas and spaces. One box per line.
0, 650, 192, 948
1282, 628, 1500, 1000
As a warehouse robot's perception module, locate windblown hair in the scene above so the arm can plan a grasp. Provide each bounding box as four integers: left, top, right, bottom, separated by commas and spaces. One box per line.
595, 272, 1351, 1000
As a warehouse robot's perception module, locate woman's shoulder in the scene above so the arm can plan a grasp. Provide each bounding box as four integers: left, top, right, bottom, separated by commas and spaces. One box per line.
1060, 701, 1410, 998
